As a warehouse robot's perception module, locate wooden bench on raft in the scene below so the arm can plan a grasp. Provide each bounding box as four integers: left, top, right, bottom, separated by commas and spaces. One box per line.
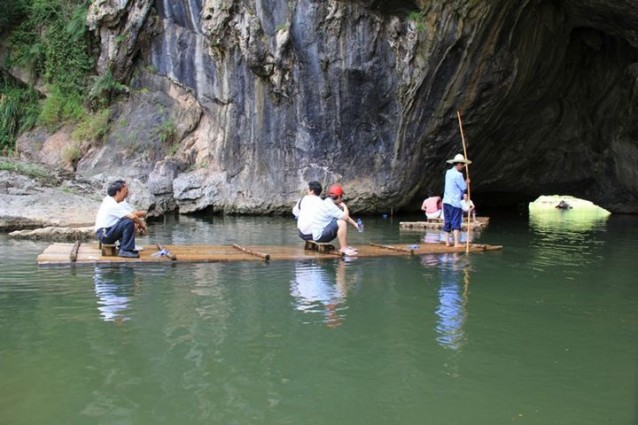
304, 240, 336, 253
98, 241, 118, 257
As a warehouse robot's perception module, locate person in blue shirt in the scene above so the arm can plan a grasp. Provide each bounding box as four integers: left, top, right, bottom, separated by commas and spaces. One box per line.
442, 154, 471, 247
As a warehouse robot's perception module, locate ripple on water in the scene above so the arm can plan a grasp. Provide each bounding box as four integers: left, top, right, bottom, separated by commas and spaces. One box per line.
0, 238, 49, 289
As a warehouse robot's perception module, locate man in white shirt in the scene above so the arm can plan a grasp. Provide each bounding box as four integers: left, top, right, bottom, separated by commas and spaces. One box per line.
94, 180, 147, 258
292, 181, 323, 240
311, 184, 359, 256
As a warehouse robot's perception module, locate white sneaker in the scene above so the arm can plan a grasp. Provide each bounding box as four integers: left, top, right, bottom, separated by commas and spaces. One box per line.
339, 247, 358, 256
135, 245, 144, 251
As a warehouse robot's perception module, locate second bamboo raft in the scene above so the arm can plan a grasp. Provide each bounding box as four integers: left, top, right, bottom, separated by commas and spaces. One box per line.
400, 216, 490, 231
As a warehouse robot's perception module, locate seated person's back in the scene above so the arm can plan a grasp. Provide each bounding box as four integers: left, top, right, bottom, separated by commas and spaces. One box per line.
293, 181, 323, 240
422, 196, 442, 219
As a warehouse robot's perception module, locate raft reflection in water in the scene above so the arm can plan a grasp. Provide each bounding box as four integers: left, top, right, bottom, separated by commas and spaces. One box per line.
422, 229, 479, 244
290, 260, 359, 328
93, 266, 141, 323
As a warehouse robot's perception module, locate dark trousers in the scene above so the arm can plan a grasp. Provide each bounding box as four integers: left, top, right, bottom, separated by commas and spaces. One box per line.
443, 204, 463, 232
298, 229, 313, 241
316, 218, 339, 242
96, 217, 136, 252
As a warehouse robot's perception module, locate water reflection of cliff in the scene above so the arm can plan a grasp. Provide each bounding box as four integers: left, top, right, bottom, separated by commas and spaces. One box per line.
421, 254, 471, 351
86, 263, 235, 422
93, 266, 140, 323
149, 214, 294, 246
290, 261, 354, 328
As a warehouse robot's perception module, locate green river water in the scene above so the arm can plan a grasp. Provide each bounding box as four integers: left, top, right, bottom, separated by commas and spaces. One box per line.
0, 211, 636, 425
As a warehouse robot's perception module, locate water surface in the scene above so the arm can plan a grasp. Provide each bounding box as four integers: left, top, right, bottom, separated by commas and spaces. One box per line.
0, 212, 636, 424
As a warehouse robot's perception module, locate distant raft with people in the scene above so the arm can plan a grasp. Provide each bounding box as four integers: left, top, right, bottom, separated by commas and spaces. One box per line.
528, 195, 611, 215
399, 216, 489, 231
528, 195, 611, 232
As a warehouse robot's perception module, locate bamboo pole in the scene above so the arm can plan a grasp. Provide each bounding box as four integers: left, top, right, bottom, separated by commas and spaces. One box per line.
457, 111, 472, 253
369, 242, 414, 255
232, 244, 271, 261
70, 240, 81, 262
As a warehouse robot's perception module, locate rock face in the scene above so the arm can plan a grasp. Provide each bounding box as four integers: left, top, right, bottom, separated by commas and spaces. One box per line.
0, 164, 157, 231
77, 0, 638, 213
9, 226, 95, 241
76, 75, 202, 181
0, 170, 101, 230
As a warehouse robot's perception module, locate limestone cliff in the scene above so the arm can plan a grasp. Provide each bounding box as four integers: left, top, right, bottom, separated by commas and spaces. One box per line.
78, 0, 638, 213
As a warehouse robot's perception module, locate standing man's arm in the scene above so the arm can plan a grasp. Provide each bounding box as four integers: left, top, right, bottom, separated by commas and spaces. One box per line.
455, 173, 469, 196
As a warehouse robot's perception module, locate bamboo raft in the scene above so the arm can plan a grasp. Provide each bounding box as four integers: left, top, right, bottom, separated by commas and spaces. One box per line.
400, 216, 490, 231
36, 240, 503, 265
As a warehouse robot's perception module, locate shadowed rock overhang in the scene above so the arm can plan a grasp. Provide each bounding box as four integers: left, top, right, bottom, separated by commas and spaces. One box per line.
78, 0, 638, 214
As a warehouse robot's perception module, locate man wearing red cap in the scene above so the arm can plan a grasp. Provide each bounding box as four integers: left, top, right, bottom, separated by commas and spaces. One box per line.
311, 184, 360, 256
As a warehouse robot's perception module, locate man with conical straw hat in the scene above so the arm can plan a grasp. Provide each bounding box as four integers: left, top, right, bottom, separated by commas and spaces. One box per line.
442, 154, 471, 247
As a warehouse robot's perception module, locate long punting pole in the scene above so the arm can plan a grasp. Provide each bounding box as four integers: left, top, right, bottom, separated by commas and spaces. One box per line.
456, 111, 471, 253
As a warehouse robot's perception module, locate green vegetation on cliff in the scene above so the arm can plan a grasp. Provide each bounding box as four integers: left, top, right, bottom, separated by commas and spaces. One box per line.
7, 0, 93, 95
0, 0, 27, 34
0, 79, 39, 154
0, 0, 95, 152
